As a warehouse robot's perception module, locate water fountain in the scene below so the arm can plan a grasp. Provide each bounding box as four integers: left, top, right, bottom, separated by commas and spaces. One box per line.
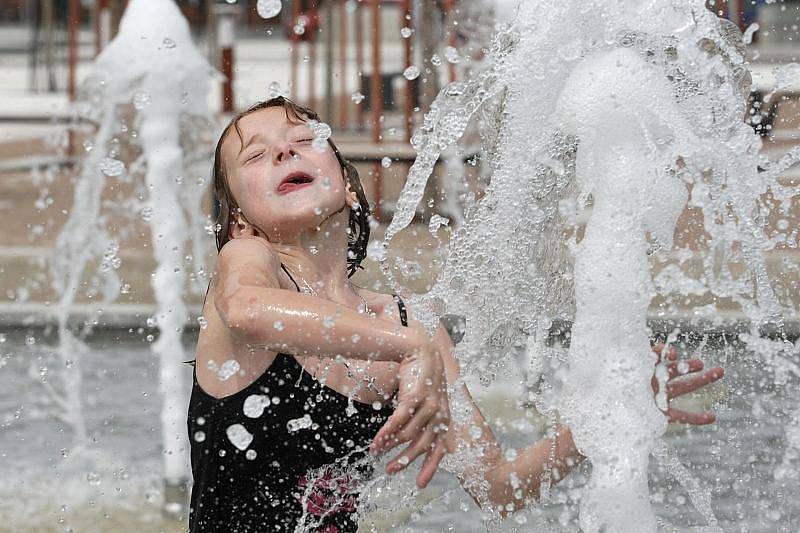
379, 0, 798, 530
49, 0, 213, 517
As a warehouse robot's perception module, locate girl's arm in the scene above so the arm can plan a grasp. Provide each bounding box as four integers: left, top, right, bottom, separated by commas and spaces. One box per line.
394, 320, 723, 516
213, 237, 450, 486
214, 237, 427, 362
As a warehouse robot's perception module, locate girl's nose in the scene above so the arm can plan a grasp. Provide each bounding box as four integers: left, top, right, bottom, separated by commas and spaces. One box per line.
272, 141, 297, 165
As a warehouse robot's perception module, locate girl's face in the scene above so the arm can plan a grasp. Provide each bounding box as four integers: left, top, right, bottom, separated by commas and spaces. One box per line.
221, 107, 355, 241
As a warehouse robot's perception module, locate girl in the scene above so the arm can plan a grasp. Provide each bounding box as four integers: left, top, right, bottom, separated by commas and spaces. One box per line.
187, 96, 723, 532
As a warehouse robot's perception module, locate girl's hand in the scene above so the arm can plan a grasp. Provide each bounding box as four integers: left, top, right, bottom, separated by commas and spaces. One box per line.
369, 330, 451, 488
651, 343, 724, 425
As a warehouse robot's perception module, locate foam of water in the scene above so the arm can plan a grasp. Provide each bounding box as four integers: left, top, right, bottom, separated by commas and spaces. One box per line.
379, 0, 798, 530
50, 0, 214, 497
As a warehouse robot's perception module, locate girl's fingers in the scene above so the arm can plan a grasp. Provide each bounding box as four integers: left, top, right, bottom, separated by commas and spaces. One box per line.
668, 408, 717, 425
386, 425, 436, 476
384, 400, 437, 452
371, 402, 417, 454
667, 367, 724, 398
666, 358, 704, 380
415, 436, 449, 489
652, 343, 678, 361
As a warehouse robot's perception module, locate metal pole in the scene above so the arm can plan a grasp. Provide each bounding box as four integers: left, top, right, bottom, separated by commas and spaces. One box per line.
338, 0, 348, 130
729, 0, 744, 30
442, 0, 456, 82
215, 4, 238, 113
95, 0, 111, 56
325, 2, 334, 121
370, 0, 383, 219
67, 0, 79, 101
355, 1, 364, 131
290, 2, 300, 98
401, 0, 413, 142
309, 8, 317, 109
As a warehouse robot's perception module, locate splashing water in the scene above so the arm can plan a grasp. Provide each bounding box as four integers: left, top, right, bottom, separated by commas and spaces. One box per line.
381, 1, 798, 531
51, 0, 214, 508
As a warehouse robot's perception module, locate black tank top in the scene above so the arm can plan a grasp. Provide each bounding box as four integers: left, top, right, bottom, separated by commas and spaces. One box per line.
187, 265, 406, 532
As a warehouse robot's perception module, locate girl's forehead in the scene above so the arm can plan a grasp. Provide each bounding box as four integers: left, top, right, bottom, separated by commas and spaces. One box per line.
238, 107, 309, 135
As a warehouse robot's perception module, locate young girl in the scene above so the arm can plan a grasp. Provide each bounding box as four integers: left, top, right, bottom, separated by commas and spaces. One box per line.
187, 96, 723, 532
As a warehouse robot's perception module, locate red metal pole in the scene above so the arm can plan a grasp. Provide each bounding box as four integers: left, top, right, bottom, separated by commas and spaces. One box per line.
442, 0, 456, 82
309, 9, 317, 109
218, 11, 235, 113
67, 0, 80, 102
290, 2, 300, 99
354, 1, 365, 132
338, 0, 348, 130
370, 0, 383, 220
401, 0, 413, 142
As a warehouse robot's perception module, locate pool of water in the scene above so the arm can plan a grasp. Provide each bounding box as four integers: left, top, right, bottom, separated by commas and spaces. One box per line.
0, 329, 796, 532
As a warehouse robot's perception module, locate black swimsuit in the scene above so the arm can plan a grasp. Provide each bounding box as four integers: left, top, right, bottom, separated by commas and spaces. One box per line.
188, 265, 406, 532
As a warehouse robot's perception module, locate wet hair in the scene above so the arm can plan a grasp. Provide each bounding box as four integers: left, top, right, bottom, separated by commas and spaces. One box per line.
212, 96, 371, 277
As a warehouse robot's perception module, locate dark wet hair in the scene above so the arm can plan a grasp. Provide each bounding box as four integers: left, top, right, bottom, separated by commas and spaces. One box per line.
212, 96, 371, 277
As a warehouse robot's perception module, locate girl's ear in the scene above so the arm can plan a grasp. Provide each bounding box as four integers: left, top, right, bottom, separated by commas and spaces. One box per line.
344, 181, 359, 209
230, 211, 257, 240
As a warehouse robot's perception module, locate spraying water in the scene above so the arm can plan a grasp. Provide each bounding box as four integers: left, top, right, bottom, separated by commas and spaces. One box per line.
53, 0, 214, 514
381, 1, 798, 530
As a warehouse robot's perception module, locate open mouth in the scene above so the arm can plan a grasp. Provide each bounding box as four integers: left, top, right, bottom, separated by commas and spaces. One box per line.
277, 172, 315, 194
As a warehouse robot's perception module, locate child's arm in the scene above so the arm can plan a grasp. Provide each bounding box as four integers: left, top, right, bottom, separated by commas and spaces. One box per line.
394, 321, 723, 515
214, 237, 427, 362
213, 237, 450, 485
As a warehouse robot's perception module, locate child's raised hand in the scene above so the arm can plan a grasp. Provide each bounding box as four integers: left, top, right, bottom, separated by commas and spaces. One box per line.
369, 331, 451, 488
651, 343, 724, 425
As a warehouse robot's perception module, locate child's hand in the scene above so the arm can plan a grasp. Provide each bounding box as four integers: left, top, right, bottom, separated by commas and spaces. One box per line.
651, 343, 724, 425
369, 333, 450, 487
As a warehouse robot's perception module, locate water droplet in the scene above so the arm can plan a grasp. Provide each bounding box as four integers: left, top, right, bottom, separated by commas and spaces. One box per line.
400, 27, 413, 39
350, 334, 360, 343
311, 120, 331, 139
226, 424, 253, 450
397, 456, 409, 466
120, 283, 131, 294
146, 316, 157, 328
293, 24, 306, 35
351, 92, 365, 104
217, 359, 240, 381
197, 316, 208, 329
0, 334, 6, 343
309, 245, 319, 255
403, 66, 420, 80
444, 46, 460, 64
245, 449, 258, 460
99, 157, 125, 177
193, 431, 206, 442
86, 472, 102, 486
161, 37, 176, 49
344, 438, 354, 448
312, 137, 328, 152
287, 414, 313, 432
26, 335, 36, 345
82, 139, 94, 152
140, 207, 153, 221
273, 320, 284, 331
267, 81, 282, 98
430, 54, 442, 66
313, 206, 323, 215
381, 157, 392, 168
372, 401, 382, 410
256, 0, 282, 18
323, 316, 335, 328
132, 91, 151, 110
243, 394, 269, 418
321, 176, 331, 189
